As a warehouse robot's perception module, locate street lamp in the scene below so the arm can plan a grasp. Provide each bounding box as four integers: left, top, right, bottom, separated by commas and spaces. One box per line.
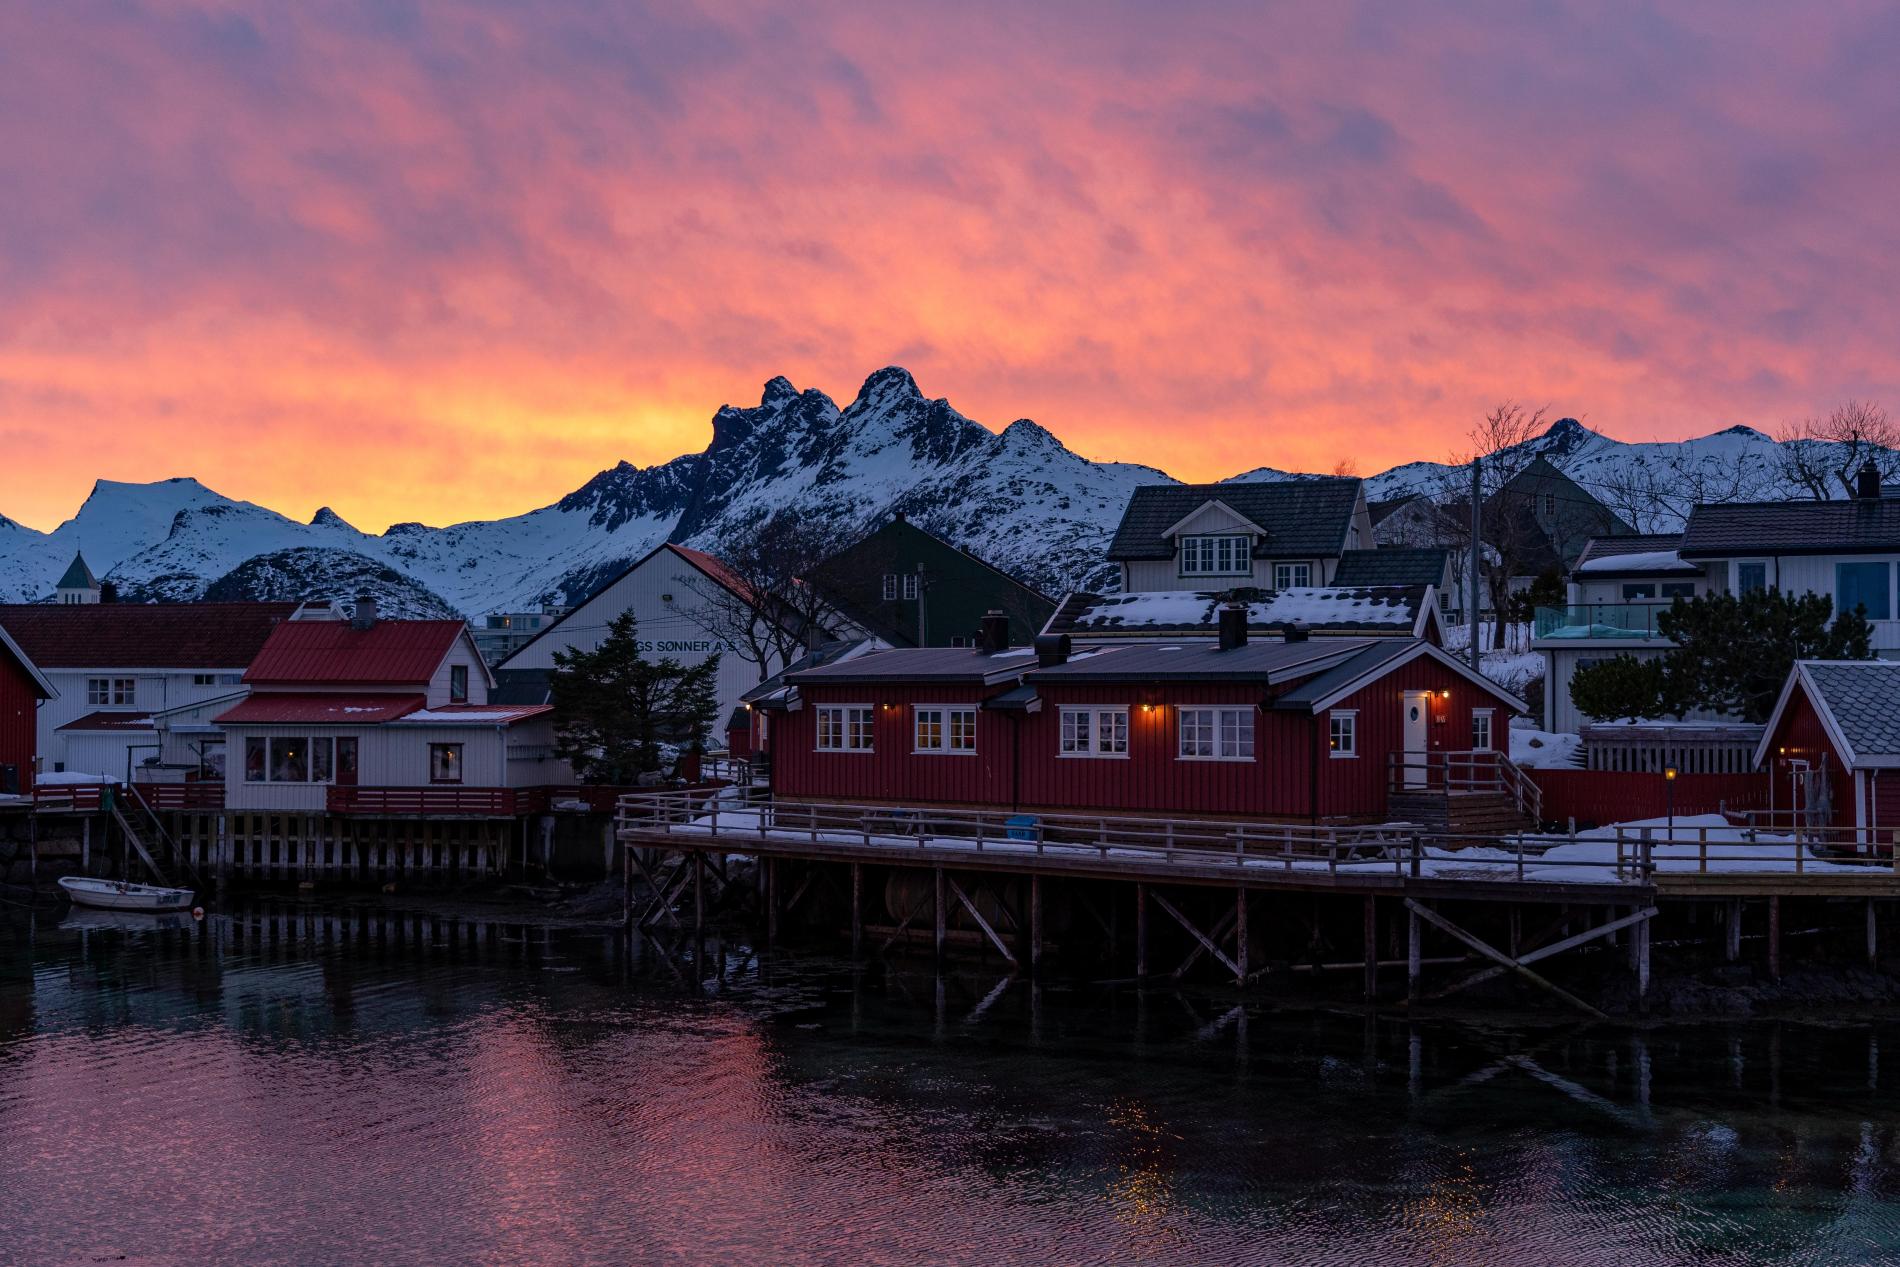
1665, 765, 1678, 838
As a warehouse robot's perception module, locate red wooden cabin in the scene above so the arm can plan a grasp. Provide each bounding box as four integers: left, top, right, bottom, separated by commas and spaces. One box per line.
765, 615, 1523, 824
0, 622, 55, 796
1757, 660, 1900, 837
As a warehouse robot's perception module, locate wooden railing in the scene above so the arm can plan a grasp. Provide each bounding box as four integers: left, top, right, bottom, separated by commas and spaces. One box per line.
328, 786, 519, 816
614, 792, 1900, 888
132, 781, 226, 811
1387, 749, 1543, 822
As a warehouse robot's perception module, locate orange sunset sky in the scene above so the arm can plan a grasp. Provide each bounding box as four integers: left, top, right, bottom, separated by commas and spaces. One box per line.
4, 2, 1899, 532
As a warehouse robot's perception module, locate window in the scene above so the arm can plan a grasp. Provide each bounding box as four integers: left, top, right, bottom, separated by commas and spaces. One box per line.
914, 706, 977, 754
1838, 562, 1892, 621
1621, 583, 1656, 600
882, 574, 899, 601
1177, 707, 1255, 760
1661, 581, 1696, 600
245, 737, 265, 783
1180, 535, 1252, 576
1542, 493, 1555, 516
1328, 710, 1358, 758
336, 737, 358, 783
192, 673, 216, 687
86, 678, 135, 707
1059, 707, 1129, 757
1274, 562, 1312, 589
902, 574, 920, 600
245, 736, 338, 784
429, 743, 464, 784
450, 664, 469, 703
1472, 709, 1494, 752
817, 705, 875, 752
1737, 562, 1768, 594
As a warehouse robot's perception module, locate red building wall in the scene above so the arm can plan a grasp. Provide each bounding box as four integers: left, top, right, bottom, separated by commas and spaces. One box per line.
0, 653, 38, 795
1763, 681, 1854, 830
771, 651, 1518, 822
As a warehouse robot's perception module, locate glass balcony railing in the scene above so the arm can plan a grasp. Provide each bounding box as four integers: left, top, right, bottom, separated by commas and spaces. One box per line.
1533, 603, 1673, 641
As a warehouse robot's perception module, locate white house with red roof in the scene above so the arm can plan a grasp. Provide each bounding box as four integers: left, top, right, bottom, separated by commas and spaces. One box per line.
217, 597, 570, 814
0, 600, 298, 781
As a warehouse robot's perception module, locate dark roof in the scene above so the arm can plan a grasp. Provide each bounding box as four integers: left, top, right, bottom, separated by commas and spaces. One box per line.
490, 667, 553, 706
0, 603, 297, 669
1680, 499, 1900, 558
787, 646, 1035, 686
738, 638, 879, 704
56, 551, 98, 591
245, 619, 467, 686
1107, 480, 1363, 561
1575, 533, 1685, 564
806, 517, 1054, 649
1796, 662, 1900, 762
1046, 586, 1430, 639
56, 710, 155, 733
1023, 639, 1373, 684
1330, 548, 1448, 588
1267, 642, 1415, 710
1367, 497, 1423, 527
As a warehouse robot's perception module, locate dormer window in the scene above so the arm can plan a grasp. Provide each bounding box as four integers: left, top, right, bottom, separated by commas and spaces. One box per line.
1180, 534, 1252, 577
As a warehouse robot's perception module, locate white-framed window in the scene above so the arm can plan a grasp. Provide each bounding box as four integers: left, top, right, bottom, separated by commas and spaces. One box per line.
1177, 706, 1255, 760
1179, 534, 1252, 576
882, 574, 899, 601
1622, 583, 1656, 600
1736, 561, 1769, 594
902, 573, 920, 600
244, 735, 337, 784
1542, 493, 1555, 516
1273, 562, 1312, 589
817, 705, 876, 752
86, 677, 135, 707
429, 742, 463, 784
914, 706, 977, 754
1471, 709, 1494, 752
450, 664, 469, 703
1059, 707, 1129, 757
1328, 710, 1358, 758
192, 673, 216, 687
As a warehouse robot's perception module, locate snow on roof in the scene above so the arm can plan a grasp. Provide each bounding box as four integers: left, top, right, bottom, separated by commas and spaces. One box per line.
1574, 550, 1698, 575
393, 705, 554, 726
1058, 586, 1427, 636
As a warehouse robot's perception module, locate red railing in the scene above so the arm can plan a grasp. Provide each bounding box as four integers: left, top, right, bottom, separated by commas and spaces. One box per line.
1529, 768, 1770, 828
32, 782, 109, 811
132, 781, 226, 811
327, 786, 519, 816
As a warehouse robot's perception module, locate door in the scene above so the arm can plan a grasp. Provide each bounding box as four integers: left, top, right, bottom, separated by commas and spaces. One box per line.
336, 737, 359, 786
1402, 691, 1430, 789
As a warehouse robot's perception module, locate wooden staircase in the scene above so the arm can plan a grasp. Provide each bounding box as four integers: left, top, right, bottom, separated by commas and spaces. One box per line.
1387, 750, 1543, 840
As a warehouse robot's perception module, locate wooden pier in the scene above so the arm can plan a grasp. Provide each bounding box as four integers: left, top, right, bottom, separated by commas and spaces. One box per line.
615, 791, 1900, 1016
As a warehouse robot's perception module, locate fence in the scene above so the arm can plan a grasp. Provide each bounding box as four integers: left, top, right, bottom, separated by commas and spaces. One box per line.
1386, 749, 1543, 821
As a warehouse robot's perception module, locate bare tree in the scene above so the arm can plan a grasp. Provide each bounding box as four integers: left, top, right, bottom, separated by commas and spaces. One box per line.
673, 511, 841, 688
1331, 457, 1360, 478
1775, 400, 1900, 500
1433, 402, 1552, 640
1588, 451, 1783, 533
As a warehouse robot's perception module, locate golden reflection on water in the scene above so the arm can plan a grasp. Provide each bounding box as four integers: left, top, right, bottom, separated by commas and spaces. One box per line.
1105, 1095, 1186, 1248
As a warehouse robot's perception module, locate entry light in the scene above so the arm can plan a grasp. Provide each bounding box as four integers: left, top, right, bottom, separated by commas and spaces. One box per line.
1665, 767, 1678, 781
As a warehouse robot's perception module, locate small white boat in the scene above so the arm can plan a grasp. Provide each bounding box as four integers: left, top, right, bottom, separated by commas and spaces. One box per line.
57, 876, 195, 912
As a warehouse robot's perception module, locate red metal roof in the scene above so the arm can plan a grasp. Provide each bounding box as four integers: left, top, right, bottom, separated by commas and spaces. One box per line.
0, 603, 298, 669
214, 693, 425, 725
56, 710, 156, 732
669, 544, 754, 600
244, 620, 467, 686
390, 703, 554, 726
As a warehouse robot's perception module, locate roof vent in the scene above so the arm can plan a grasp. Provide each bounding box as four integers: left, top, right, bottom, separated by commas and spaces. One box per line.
352, 592, 378, 631
1278, 619, 1310, 643
979, 610, 1010, 655
1218, 603, 1249, 651
1858, 461, 1882, 501
1034, 633, 1070, 668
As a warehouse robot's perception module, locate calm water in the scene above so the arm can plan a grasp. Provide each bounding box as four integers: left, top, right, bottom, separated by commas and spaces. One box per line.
5, 903, 1900, 1266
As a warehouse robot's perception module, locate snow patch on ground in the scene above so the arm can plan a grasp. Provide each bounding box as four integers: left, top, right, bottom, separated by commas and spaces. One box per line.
1510, 722, 1583, 768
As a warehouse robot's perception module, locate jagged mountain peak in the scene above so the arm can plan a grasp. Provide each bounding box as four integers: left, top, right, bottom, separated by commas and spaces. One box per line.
761, 374, 800, 405
852, 365, 924, 408
310, 506, 354, 530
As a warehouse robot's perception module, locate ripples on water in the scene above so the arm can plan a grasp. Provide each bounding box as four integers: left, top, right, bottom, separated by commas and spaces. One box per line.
3, 902, 1900, 1265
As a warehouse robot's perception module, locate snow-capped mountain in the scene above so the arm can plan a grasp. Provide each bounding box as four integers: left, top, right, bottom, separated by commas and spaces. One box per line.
0, 374, 1879, 614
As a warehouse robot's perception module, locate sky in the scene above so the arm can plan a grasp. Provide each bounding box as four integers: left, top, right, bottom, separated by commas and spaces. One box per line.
4, 1, 1899, 533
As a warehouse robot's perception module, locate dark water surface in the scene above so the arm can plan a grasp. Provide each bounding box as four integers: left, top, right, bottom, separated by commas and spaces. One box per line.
5, 902, 1900, 1266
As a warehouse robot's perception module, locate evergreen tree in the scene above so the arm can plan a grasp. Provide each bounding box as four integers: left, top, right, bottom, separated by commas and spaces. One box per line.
550, 613, 720, 783
1569, 653, 1669, 721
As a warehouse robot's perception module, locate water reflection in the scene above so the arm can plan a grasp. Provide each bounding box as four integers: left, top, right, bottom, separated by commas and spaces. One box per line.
2, 901, 1900, 1264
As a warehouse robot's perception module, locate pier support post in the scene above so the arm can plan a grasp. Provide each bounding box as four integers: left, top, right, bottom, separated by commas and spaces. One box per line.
1407, 905, 1422, 1003
1726, 899, 1742, 962
1363, 895, 1378, 1003
766, 858, 779, 944
934, 866, 946, 963
1030, 875, 1043, 974
693, 852, 705, 937
1235, 888, 1249, 986
1135, 883, 1148, 979
1869, 898, 1879, 969
622, 844, 632, 932
1635, 908, 1651, 1008
851, 862, 863, 957
1767, 896, 1782, 980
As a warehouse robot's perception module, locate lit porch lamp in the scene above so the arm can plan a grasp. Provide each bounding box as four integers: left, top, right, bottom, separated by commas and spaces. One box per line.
1665, 765, 1677, 839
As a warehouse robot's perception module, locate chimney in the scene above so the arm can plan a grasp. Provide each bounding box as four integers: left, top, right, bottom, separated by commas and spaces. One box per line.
1034, 633, 1071, 668
893, 509, 907, 523
1858, 461, 1882, 501
1217, 602, 1249, 651
1278, 619, 1310, 643
352, 592, 378, 630
979, 609, 1010, 655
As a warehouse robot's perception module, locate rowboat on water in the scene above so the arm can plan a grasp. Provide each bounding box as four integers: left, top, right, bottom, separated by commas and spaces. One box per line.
56, 876, 195, 913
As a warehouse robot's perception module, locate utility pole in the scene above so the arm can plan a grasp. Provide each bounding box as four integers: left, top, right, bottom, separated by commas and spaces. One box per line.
1468, 455, 1482, 673
915, 563, 929, 646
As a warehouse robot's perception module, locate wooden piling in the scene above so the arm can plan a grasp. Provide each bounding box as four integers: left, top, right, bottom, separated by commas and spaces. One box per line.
1768, 895, 1782, 980
1030, 874, 1043, 973
1235, 888, 1248, 986
934, 866, 946, 962
1135, 883, 1148, 979
1726, 898, 1742, 962
1363, 894, 1378, 1002
1407, 904, 1421, 1003
1869, 898, 1879, 969
850, 862, 863, 957
766, 857, 779, 944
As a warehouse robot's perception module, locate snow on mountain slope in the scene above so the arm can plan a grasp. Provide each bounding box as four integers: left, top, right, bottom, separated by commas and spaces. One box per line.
0, 382, 1884, 613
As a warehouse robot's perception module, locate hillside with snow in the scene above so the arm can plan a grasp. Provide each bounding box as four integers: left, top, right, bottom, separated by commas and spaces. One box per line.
0, 371, 1884, 615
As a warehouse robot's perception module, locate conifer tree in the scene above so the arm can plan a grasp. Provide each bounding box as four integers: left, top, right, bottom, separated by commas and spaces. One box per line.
550, 613, 719, 783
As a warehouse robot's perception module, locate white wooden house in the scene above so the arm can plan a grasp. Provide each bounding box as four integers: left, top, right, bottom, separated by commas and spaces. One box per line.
216, 599, 567, 814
